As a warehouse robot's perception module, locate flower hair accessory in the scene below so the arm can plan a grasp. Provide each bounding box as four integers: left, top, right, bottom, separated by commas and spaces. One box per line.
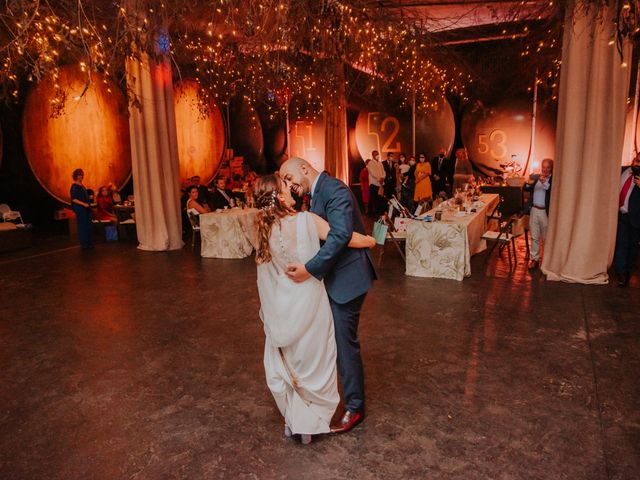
256, 190, 278, 210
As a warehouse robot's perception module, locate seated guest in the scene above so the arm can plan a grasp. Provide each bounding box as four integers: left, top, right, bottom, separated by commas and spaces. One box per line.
229, 174, 244, 190
614, 155, 640, 287
186, 185, 210, 216
209, 176, 236, 210
86, 188, 96, 207
524, 158, 553, 270
95, 186, 116, 221
108, 183, 122, 204
190, 175, 209, 205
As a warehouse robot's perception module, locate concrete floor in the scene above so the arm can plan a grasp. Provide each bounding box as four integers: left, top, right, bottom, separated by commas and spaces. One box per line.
0, 239, 638, 479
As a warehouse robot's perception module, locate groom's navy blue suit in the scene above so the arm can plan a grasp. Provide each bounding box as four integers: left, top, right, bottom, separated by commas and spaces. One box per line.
305, 172, 376, 414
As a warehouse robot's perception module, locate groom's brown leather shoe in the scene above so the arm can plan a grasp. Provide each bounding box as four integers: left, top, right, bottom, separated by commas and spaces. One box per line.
330, 410, 365, 434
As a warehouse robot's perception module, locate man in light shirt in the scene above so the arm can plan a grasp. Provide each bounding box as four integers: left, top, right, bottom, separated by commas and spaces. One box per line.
613, 155, 640, 287
366, 150, 386, 216
524, 158, 553, 270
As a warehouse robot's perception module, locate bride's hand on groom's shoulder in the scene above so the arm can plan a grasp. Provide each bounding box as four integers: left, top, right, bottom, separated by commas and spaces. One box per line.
286, 263, 311, 283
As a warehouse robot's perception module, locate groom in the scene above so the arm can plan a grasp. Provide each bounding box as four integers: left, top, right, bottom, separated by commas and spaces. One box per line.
279, 158, 376, 433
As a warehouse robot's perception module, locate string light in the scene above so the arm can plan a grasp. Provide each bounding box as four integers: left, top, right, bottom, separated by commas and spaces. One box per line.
0, 0, 637, 114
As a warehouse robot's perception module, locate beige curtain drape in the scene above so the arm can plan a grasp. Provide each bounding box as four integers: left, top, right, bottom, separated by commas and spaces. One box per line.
125, 52, 183, 251
323, 64, 349, 184
542, 1, 632, 283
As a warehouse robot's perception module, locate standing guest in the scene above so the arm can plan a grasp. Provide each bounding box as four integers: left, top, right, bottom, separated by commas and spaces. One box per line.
209, 176, 236, 210
366, 150, 386, 216
614, 155, 640, 287
186, 185, 211, 216
401, 156, 416, 209
413, 152, 433, 205
453, 148, 474, 193
95, 186, 116, 221
398, 153, 410, 177
381, 152, 396, 199
190, 175, 209, 206
431, 148, 450, 197
523, 158, 554, 270
397, 153, 409, 195
359, 159, 370, 213
70, 168, 93, 249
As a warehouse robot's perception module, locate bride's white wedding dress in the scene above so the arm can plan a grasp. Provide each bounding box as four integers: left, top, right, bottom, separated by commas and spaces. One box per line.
257, 212, 339, 435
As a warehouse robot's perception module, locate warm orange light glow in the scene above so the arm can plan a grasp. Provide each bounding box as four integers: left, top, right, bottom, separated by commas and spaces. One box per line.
289, 116, 325, 171
22, 64, 131, 204
461, 99, 556, 177
353, 98, 454, 159
174, 80, 225, 184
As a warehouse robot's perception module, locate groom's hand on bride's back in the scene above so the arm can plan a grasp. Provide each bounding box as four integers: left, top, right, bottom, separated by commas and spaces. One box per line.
286, 263, 311, 283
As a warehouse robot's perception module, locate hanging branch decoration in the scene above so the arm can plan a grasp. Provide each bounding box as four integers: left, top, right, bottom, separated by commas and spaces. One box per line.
1, 0, 639, 117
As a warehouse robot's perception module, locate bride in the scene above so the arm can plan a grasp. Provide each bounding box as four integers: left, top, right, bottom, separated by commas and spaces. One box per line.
254, 174, 375, 445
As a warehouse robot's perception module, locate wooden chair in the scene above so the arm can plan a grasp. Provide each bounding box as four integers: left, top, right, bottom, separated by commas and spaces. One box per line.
114, 206, 136, 241
187, 212, 200, 249
482, 198, 518, 268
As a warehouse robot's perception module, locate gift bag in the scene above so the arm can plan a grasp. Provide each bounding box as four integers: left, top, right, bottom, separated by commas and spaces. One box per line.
105, 225, 118, 242
372, 220, 388, 245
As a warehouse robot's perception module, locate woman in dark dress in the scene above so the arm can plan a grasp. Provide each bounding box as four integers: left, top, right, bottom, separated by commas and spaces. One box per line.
70, 168, 93, 249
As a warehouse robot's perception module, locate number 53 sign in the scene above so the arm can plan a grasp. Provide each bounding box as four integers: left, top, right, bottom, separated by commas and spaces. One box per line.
477, 130, 508, 159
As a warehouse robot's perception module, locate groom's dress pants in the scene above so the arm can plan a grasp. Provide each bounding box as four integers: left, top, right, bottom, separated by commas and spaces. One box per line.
329, 293, 367, 413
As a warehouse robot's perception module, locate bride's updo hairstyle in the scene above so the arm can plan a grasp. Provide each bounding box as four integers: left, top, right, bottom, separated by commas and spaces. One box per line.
254, 174, 294, 264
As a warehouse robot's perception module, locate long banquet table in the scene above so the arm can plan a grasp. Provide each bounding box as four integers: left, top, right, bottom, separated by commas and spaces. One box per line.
405, 193, 500, 281
199, 208, 259, 258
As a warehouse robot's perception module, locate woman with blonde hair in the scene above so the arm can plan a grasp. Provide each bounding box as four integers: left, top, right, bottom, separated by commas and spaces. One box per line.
254, 174, 374, 445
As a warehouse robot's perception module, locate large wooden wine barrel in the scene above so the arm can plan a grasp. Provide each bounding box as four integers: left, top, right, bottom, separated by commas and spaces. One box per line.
461, 98, 556, 176
174, 80, 225, 184
229, 98, 264, 172
259, 107, 287, 171
353, 97, 455, 160
22, 65, 131, 204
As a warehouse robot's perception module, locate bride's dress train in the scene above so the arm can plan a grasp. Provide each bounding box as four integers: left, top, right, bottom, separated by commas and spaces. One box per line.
257, 212, 339, 435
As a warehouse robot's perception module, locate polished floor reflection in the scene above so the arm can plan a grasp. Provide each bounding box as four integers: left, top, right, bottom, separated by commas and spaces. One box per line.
0, 240, 638, 479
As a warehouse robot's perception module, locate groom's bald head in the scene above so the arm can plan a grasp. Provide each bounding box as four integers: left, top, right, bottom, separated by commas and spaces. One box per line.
279, 157, 319, 197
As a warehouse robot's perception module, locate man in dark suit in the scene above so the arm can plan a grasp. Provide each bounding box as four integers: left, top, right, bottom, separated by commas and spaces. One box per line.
430, 148, 451, 197
381, 152, 397, 199
614, 156, 640, 287
208, 176, 235, 210
280, 158, 377, 434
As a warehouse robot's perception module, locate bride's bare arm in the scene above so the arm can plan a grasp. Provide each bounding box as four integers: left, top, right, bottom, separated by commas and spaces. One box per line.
311, 213, 375, 248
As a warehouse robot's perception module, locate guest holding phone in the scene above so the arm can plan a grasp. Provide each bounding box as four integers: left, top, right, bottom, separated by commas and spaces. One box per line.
614, 155, 640, 287
524, 158, 554, 270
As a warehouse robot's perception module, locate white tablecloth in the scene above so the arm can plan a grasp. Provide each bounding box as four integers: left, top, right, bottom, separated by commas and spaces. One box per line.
199, 208, 259, 259
405, 194, 500, 281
